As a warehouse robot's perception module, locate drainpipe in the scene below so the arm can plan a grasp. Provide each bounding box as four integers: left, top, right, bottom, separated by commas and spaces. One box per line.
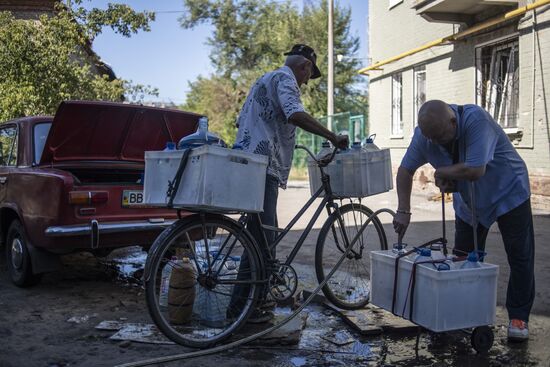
327, 0, 334, 131
519, 4, 538, 150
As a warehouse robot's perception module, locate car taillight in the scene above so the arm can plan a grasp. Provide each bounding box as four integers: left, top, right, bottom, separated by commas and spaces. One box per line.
69, 191, 109, 205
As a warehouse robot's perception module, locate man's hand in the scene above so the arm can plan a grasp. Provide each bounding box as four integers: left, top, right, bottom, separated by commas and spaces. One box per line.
393, 210, 411, 243
331, 134, 349, 150
435, 176, 457, 193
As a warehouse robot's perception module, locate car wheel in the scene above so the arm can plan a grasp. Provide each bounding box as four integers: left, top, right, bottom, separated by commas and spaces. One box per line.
6, 220, 42, 287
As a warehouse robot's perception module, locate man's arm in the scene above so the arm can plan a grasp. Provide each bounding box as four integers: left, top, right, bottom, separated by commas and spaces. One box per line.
288, 111, 348, 149
396, 166, 414, 213
393, 166, 415, 241
435, 163, 486, 181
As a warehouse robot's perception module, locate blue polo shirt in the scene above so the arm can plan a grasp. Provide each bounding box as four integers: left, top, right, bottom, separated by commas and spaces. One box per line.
401, 104, 530, 228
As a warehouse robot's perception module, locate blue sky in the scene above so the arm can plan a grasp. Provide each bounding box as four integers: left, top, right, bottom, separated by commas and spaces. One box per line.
88, 1, 369, 104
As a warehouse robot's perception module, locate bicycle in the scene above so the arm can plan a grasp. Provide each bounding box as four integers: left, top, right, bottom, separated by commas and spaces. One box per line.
143, 145, 388, 348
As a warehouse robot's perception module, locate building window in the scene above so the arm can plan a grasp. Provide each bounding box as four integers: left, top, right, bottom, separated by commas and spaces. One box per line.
413, 65, 426, 127
476, 39, 519, 128
392, 73, 403, 136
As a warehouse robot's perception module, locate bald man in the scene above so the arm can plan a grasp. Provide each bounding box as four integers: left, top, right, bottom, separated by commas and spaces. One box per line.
393, 100, 534, 342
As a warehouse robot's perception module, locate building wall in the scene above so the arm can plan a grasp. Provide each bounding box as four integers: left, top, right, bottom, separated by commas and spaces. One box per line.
368, 0, 550, 207
369, 0, 455, 62
515, 5, 550, 204
0, 0, 56, 19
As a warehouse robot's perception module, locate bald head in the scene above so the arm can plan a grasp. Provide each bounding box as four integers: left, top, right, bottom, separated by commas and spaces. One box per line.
418, 100, 457, 144
285, 55, 313, 86
285, 55, 309, 68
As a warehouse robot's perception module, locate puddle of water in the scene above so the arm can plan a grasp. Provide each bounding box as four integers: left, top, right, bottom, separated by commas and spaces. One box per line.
102, 246, 147, 282
90, 247, 549, 367
351, 340, 371, 357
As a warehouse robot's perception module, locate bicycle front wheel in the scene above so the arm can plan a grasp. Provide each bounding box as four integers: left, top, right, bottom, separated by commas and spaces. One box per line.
145, 214, 262, 348
315, 203, 387, 310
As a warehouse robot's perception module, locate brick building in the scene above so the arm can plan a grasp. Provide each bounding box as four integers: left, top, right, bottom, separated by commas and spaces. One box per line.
363, 0, 550, 208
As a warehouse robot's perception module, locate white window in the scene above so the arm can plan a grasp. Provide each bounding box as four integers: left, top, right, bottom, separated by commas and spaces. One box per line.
413, 65, 426, 127
476, 39, 519, 128
391, 73, 403, 136
389, 0, 403, 9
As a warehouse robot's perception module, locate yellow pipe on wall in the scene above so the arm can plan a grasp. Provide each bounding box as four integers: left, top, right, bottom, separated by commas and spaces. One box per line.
359, 0, 550, 75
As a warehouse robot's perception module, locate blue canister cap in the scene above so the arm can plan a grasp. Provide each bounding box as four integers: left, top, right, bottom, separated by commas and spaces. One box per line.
467, 251, 479, 262
165, 141, 176, 150
417, 248, 431, 257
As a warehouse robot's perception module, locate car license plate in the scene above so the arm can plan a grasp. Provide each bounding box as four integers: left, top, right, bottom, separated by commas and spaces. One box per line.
122, 190, 144, 207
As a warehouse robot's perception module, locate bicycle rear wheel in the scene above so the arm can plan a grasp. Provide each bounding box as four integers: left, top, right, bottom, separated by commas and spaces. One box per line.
315, 203, 387, 310
145, 213, 262, 348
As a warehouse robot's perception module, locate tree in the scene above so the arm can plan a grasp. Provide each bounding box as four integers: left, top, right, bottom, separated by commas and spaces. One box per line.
69, 0, 154, 41
0, 1, 157, 121
184, 76, 244, 143
180, 0, 366, 145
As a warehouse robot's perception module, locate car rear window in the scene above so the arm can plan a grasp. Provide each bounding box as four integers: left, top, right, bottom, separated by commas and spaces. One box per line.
34, 122, 52, 164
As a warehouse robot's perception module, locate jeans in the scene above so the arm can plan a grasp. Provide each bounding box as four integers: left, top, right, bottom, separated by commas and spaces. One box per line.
246, 174, 280, 264
454, 199, 535, 322
229, 175, 279, 312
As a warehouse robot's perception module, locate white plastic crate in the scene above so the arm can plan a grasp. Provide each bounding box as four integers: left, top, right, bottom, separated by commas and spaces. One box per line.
307, 149, 393, 197
143, 145, 268, 212
370, 250, 498, 332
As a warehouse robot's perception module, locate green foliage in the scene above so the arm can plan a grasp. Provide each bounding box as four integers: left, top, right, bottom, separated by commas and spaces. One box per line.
69, 0, 155, 40
184, 76, 243, 145
0, 2, 157, 122
180, 0, 367, 145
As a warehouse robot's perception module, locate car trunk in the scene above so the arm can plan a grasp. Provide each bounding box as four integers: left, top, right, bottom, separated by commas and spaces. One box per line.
38, 101, 202, 220
62, 165, 143, 185
40, 100, 201, 166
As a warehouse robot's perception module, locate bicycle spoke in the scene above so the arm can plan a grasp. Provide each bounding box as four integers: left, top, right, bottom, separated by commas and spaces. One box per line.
145, 215, 261, 347
316, 202, 385, 310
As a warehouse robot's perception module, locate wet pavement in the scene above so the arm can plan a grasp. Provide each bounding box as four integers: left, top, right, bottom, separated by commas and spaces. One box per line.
93, 243, 550, 367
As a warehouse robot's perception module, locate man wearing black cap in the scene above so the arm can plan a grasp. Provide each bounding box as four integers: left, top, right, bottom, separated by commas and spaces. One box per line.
232, 44, 348, 323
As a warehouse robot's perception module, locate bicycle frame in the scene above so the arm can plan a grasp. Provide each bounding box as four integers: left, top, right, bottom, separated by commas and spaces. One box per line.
173, 147, 358, 283
247, 154, 347, 270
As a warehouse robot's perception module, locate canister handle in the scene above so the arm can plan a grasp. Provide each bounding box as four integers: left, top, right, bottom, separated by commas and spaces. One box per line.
470, 181, 479, 254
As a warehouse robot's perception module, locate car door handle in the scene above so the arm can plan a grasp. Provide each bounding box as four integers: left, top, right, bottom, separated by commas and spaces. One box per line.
0, 177, 7, 184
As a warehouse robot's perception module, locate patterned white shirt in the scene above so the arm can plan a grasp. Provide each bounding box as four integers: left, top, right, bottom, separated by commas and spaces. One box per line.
236, 66, 305, 188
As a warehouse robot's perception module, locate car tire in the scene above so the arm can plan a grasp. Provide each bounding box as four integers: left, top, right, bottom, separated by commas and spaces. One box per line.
6, 220, 42, 287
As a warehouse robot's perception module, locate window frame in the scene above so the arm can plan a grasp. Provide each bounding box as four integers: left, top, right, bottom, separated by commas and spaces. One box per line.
33, 122, 52, 166
391, 72, 404, 138
0, 124, 19, 167
413, 65, 426, 130
475, 36, 520, 131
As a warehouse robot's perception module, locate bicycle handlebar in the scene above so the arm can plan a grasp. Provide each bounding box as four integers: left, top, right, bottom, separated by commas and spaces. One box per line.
295, 144, 338, 167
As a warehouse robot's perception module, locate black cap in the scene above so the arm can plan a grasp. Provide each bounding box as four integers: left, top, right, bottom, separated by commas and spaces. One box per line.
284, 44, 321, 79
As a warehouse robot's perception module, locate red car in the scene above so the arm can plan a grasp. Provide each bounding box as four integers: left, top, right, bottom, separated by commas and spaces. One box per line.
1, 101, 200, 286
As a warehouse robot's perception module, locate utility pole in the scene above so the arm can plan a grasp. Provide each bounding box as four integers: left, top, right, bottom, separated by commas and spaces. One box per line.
327, 0, 334, 131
